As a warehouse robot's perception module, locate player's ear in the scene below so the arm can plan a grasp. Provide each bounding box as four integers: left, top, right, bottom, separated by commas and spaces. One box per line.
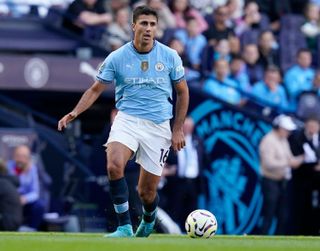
132, 23, 135, 32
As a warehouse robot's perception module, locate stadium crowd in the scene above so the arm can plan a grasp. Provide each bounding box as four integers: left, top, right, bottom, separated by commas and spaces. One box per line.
1, 0, 320, 115
0, 0, 319, 236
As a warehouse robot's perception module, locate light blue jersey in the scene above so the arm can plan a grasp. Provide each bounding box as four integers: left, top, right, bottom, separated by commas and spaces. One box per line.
284, 65, 314, 109
96, 41, 185, 124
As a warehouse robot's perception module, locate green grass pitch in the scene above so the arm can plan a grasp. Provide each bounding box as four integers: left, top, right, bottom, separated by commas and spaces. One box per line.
0, 232, 319, 251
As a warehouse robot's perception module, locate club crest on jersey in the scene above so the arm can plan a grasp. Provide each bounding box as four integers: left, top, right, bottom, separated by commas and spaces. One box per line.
155, 62, 164, 72
141, 61, 148, 71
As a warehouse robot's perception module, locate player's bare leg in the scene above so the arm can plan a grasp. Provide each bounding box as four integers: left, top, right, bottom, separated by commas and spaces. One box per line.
105, 142, 134, 238
135, 167, 161, 237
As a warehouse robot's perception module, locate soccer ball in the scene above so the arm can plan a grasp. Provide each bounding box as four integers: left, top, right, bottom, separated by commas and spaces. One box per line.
185, 209, 218, 238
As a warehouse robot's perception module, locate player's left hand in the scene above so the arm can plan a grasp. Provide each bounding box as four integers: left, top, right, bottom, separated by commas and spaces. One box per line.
57, 111, 77, 131
171, 129, 185, 151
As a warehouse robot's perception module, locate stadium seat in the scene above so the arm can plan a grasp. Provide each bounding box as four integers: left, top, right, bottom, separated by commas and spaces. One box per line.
280, 14, 305, 31
279, 28, 307, 72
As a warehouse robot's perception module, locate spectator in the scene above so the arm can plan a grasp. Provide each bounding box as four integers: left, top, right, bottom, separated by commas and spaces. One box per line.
163, 117, 206, 231
234, 1, 263, 37
146, 0, 176, 39
0, 159, 22, 231
103, 7, 132, 51
252, 65, 289, 110
254, 0, 291, 31
229, 35, 241, 56
169, 0, 208, 33
203, 59, 243, 105
296, 71, 320, 121
200, 38, 230, 77
168, 38, 201, 82
284, 48, 315, 110
242, 43, 264, 85
188, 0, 218, 16
257, 30, 280, 69
203, 5, 235, 46
289, 116, 320, 235
213, 38, 231, 62
229, 55, 251, 95
105, 0, 131, 14
174, 16, 207, 71
7, 145, 45, 230
63, 0, 112, 36
301, 3, 320, 53
226, 0, 245, 22
259, 114, 304, 235
201, 38, 236, 76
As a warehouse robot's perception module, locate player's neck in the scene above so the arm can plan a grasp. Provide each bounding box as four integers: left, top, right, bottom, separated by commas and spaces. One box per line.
133, 40, 154, 54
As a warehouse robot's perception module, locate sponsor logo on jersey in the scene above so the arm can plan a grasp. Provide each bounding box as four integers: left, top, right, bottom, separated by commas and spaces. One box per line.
141, 61, 148, 71
124, 77, 166, 85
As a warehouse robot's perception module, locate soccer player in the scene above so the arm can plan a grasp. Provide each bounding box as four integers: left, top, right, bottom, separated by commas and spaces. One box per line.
58, 5, 189, 237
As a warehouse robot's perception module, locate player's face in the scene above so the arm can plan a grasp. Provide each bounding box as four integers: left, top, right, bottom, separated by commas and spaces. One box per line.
132, 14, 157, 45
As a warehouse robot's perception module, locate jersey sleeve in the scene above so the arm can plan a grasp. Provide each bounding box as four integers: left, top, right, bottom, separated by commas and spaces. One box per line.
170, 51, 185, 84
96, 53, 115, 84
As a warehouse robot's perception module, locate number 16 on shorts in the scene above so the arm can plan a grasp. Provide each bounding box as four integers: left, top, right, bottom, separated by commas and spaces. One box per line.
159, 148, 169, 167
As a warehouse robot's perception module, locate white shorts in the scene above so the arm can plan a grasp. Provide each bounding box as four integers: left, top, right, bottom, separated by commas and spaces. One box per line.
104, 111, 172, 176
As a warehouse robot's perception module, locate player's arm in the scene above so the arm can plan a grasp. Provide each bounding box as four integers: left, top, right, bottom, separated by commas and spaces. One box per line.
58, 81, 107, 131
172, 79, 189, 151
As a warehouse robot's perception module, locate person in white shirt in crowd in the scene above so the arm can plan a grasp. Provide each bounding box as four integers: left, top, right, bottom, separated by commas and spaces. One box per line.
259, 115, 304, 235
103, 7, 132, 51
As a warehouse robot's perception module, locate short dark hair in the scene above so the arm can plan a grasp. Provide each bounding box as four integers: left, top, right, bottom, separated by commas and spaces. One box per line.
230, 54, 243, 62
304, 114, 320, 124
258, 30, 273, 40
265, 65, 280, 74
132, 5, 158, 23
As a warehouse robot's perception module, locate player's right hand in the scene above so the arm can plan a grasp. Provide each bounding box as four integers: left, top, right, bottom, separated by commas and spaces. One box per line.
57, 111, 77, 131
171, 128, 186, 151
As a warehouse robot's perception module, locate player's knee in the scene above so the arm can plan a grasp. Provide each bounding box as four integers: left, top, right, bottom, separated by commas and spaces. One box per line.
138, 187, 156, 204
107, 161, 124, 179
